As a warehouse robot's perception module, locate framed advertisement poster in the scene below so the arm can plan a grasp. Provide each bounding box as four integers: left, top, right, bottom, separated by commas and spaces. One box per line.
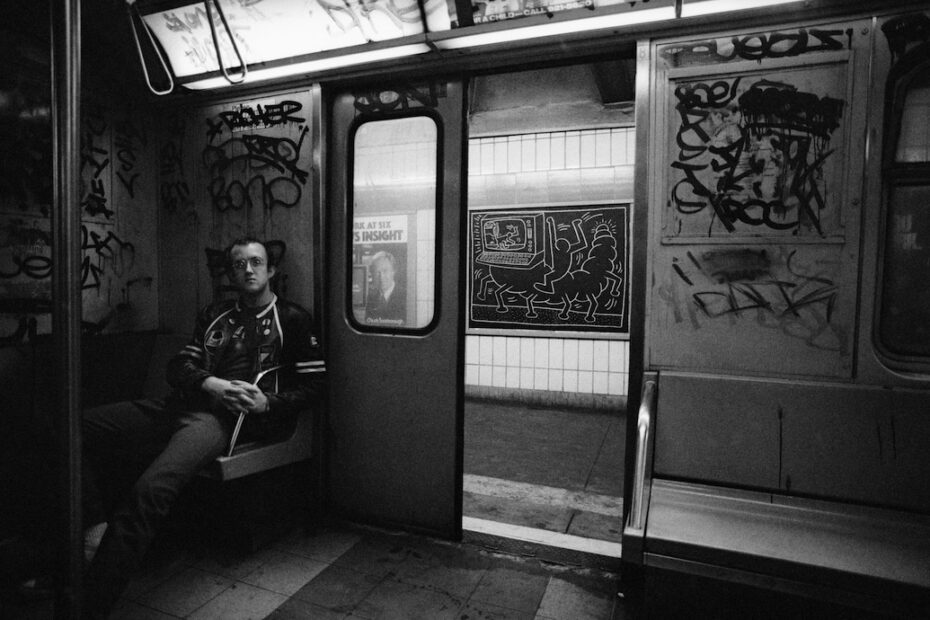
352, 214, 409, 327
468, 204, 629, 333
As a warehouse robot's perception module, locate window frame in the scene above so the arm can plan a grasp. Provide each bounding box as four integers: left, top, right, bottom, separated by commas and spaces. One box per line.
344, 109, 445, 335
874, 41, 930, 371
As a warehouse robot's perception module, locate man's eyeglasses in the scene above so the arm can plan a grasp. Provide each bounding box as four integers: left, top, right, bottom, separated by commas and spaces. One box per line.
231, 257, 265, 271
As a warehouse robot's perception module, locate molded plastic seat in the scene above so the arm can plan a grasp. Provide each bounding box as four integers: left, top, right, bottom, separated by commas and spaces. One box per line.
144, 333, 316, 481
201, 410, 314, 481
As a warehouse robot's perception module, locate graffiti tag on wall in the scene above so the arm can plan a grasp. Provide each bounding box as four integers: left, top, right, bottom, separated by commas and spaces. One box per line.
668, 69, 846, 238
202, 98, 310, 213
656, 246, 848, 352
159, 112, 195, 220
469, 205, 628, 332
114, 108, 148, 200
0, 219, 136, 292
81, 103, 114, 221
353, 83, 445, 113
659, 28, 852, 69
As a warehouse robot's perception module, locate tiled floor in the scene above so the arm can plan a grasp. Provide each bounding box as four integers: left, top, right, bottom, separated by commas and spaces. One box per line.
2, 399, 627, 619
103, 522, 622, 619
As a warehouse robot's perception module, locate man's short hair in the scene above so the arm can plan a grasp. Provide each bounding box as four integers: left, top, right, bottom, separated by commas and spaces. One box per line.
370, 251, 395, 270
224, 236, 273, 273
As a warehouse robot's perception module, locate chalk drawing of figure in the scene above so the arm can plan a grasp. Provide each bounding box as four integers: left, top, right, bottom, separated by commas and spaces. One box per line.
536, 216, 585, 292
534, 218, 623, 323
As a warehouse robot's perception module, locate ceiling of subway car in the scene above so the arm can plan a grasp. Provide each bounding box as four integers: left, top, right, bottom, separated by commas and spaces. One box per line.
0, 1, 636, 106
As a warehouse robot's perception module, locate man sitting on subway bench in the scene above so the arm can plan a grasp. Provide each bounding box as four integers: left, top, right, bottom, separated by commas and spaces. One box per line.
81, 236, 325, 619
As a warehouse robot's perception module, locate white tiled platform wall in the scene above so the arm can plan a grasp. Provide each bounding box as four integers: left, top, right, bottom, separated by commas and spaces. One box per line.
464, 126, 634, 410
465, 335, 630, 409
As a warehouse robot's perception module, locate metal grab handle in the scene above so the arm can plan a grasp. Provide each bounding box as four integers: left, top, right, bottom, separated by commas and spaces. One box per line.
627, 378, 656, 531
126, 0, 174, 96
204, 0, 248, 85
226, 365, 285, 457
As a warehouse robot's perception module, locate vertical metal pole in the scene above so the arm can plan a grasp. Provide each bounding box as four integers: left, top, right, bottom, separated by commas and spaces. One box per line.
51, 0, 82, 618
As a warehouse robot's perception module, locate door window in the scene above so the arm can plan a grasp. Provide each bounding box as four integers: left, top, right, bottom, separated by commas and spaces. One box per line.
349, 115, 439, 330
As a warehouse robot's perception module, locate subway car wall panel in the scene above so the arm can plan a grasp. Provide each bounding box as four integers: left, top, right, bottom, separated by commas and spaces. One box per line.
647, 20, 870, 380
654, 373, 930, 513
155, 89, 319, 332
644, 13, 930, 506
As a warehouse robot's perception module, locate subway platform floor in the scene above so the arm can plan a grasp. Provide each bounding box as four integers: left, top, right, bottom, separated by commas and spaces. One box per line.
463, 399, 625, 559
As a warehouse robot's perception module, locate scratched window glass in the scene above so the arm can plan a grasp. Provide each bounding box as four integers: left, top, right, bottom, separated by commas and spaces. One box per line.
879, 66, 930, 358
350, 116, 437, 330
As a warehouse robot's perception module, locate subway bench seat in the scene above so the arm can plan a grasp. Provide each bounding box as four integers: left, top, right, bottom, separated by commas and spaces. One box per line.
84, 330, 318, 482
633, 371, 930, 618
642, 479, 930, 618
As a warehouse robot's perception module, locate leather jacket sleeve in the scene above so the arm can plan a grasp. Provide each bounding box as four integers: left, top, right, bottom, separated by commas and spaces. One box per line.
265, 302, 326, 416
166, 303, 217, 394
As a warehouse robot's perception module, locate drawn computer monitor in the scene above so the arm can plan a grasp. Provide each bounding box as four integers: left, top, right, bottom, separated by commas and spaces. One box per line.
475, 213, 545, 269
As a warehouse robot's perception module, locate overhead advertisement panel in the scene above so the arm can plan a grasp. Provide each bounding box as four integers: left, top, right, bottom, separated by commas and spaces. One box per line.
455, 0, 635, 27
140, 0, 453, 78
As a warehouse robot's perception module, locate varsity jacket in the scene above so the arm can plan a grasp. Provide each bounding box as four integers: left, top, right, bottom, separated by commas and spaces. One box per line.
166, 295, 325, 421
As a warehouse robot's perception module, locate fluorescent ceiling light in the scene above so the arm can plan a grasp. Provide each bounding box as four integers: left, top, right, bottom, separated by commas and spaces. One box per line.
681, 0, 805, 17
182, 42, 431, 90
434, 5, 676, 50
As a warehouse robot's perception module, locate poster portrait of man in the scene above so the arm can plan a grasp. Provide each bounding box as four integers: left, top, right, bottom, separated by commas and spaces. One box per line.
365, 250, 406, 326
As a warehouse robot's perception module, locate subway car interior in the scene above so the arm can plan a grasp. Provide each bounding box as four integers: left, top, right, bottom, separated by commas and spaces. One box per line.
1, 0, 929, 618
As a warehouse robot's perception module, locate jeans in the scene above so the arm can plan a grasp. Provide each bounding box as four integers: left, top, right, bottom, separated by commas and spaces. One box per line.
81, 399, 233, 616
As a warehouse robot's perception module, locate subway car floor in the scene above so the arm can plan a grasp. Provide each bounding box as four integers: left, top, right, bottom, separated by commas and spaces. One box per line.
4, 522, 623, 620
0, 526, 624, 620
2, 399, 625, 619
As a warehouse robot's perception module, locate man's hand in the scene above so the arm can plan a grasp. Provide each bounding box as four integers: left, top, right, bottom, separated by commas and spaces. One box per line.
201, 377, 267, 414
230, 380, 270, 414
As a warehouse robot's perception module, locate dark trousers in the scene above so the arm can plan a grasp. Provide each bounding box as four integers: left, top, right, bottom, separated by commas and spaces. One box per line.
82, 399, 233, 616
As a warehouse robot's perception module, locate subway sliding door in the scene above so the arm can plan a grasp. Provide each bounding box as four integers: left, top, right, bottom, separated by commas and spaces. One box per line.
326, 80, 466, 537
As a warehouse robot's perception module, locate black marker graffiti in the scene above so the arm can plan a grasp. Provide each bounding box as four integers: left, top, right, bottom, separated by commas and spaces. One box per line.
0, 220, 136, 290
208, 175, 302, 212
201, 113, 309, 213
159, 114, 194, 218
206, 100, 306, 140
671, 77, 844, 236
114, 112, 147, 199
661, 28, 850, 67
0, 219, 52, 280
202, 127, 310, 184
661, 248, 845, 351
81, 227, 136, 290
80, 105, 113, 219
353, 83, 444, 113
